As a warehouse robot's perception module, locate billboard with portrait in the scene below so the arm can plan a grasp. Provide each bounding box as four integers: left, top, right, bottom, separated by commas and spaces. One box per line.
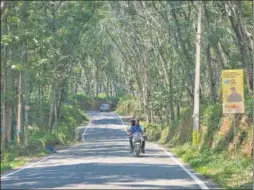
222, 69, 244, 113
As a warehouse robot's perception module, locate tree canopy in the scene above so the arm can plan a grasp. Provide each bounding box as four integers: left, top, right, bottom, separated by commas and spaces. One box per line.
1, 1, 253, 146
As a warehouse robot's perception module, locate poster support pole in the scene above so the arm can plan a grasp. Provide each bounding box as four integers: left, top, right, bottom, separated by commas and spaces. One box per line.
233, 113, 236, 159
233, 113, 240, 160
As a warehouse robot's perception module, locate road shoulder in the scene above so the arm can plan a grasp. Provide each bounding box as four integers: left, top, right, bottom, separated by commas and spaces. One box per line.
118, 114, 219, 189
1, 140, 84, 177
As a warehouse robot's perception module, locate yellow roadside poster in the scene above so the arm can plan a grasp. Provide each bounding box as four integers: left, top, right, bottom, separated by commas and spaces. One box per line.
222, 69, 244, 113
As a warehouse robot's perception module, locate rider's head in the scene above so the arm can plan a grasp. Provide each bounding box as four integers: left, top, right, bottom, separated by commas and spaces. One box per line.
131, 119, 136, 126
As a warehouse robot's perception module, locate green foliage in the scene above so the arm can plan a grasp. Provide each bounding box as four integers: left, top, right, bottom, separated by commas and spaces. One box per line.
1, 156, 26, 174
200, 103, 222, 128
140, 99, 252, 188
60, 104, 88, 126
245, 95, 253, 119
96, 93, 107, 100
116, 95, 139, 116
144, 123, 161, 141
1, 2, 253, 185
159, 127, 169, 144
11, 64, 23, 71
94, 93, 119, 105
1, 100, 88, 173
173, 145, 252, 189
72, 93, 91, 102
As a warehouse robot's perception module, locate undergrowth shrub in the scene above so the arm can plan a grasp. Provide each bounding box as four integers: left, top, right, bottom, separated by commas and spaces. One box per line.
116, 95, 139, 115
145, 123, 161, 141
1, 100, 89, 170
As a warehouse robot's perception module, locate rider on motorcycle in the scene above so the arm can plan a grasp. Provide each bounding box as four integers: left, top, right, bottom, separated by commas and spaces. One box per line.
127, 119, 145, 153
136, 119, 146, 153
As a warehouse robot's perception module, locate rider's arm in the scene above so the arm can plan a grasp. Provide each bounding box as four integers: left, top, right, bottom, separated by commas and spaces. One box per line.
140, 126, 146, 135
128, 126, 134, 134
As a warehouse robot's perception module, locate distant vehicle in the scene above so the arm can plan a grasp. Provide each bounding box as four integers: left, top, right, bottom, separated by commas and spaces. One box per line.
100, 103, 110, 112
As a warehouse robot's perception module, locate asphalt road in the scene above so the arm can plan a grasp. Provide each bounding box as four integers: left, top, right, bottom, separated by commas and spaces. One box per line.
1, 111, 215, 189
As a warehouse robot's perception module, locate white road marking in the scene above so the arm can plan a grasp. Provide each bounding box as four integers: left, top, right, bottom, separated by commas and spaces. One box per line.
1, 143, 80, 180
1, 112, 94, 180
116, 113, 209, 190
116, 113, 125, 125
2, 111, 209, 190
115, 113, 129, 135
82, 114, 93, 141
154, 144, 209, 189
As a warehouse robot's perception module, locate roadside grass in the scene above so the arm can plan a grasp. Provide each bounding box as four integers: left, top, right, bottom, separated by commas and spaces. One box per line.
1, 149, 49, 174
171, 143, 252, 189
1, 103, 88, 175
1, 159, 25, 173
115, 110, 129, 116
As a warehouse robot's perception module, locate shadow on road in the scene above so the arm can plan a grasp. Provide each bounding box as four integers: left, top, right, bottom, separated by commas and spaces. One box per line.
2, 162, 200, 189
91, 118, 123, 125
1, 112, 203, 189
83, 127, 127, 141
47, 144, 170, 160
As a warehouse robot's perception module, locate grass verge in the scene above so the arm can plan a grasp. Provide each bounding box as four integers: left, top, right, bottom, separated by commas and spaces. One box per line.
1, 150, 49, 174
170, 143, 252, 189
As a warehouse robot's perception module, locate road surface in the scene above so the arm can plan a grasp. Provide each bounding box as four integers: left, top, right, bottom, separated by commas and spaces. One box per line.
1, 112, 215, 189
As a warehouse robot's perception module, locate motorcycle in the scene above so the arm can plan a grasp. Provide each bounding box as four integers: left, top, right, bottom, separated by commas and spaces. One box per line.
132, 131, 144, 157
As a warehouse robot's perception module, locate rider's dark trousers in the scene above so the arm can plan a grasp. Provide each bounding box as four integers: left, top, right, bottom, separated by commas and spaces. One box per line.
129, 137, 145, 151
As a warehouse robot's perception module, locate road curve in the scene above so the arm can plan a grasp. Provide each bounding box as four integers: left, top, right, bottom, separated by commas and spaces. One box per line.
1, 111, 213, 189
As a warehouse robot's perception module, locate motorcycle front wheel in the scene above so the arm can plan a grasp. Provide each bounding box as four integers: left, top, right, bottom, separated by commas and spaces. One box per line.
134, 144, 141, 157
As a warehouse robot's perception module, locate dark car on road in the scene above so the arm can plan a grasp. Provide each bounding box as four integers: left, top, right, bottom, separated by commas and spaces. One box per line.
100, 103, 110, 112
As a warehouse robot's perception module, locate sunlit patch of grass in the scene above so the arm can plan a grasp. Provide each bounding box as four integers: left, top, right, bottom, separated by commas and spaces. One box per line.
196, 166, 210, 176
1, 158, 26, 173
10, 159, 26, 168
171, 144, 252, 189
1, 164, 12, 173
37, 151, 48, 157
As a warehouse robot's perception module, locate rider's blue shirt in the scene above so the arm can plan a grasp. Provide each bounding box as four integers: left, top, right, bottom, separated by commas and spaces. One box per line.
130, 125, 142, 133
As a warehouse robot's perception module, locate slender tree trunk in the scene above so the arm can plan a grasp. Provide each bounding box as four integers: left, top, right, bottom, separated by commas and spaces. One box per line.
8, 104, 14, 143
7, 46, 14, 143
168, 66, 175, 121
54, 97, 58, 137
227, 2, 253, 93
206, 44, 216, 103
24, 41, 29, 145
1, 14, 8, 149
155, 35, 175, 123
17, 71, 23, 144
203, 2, 225, 71
177, 103, 180, 120
75, 80, 78, 94
1, 50, 7, 149
48, 83, 56, 131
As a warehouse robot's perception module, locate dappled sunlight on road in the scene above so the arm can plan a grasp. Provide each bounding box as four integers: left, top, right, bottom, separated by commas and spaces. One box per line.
1, 112, 209, 189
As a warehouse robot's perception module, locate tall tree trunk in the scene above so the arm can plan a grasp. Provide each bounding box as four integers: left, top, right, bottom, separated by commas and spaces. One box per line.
206, 44, 216, 103
168, 66, 175, 121
1, 48, 7, 149
177, 103, 180, 120
48, 83, 56, 131
203, 2, 225, 70
17, 71, 23, 144
7, 45, 14, 143
24, 41, 29, 145
155, 36, 174, 123
226, 2, 253, 93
